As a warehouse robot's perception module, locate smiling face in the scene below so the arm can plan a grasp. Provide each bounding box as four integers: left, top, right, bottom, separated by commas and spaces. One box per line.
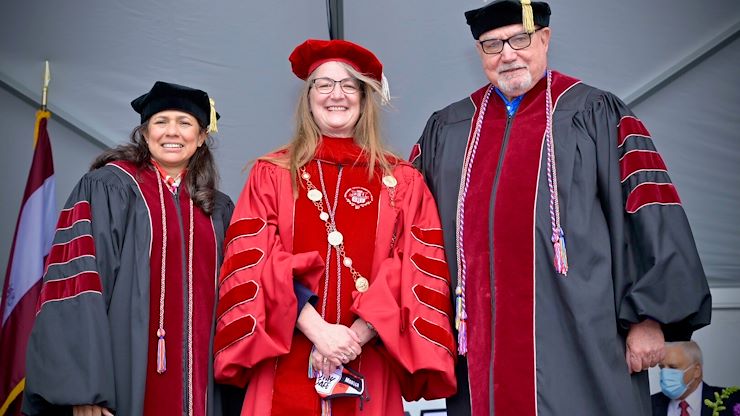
144, 110, 206, 176
308, 61, 362, 137
477, 23, 551, 99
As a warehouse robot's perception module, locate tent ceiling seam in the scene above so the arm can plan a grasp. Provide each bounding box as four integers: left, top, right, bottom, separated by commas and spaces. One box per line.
327, 0, 344, 40
624, 20, 740, 107
0, 70, 114, 150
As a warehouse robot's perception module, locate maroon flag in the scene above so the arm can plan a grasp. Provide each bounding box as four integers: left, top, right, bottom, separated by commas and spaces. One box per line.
0, 110, 56, 415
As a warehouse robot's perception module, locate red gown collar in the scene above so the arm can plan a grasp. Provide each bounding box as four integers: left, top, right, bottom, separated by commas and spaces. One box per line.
314, 135, 370, 166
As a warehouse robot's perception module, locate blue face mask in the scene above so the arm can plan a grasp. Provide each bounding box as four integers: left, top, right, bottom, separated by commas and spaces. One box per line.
660, 367, 690, 399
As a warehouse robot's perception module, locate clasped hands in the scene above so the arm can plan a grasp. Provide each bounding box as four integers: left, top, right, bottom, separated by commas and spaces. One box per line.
308, 319, 376, 376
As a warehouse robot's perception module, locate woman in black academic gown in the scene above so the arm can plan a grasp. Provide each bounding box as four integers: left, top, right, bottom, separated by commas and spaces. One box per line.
24, 81, 235, 416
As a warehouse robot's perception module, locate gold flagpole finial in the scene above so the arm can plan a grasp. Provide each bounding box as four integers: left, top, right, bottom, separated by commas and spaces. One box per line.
41, 60, 51, 110
35, 61, 52, 147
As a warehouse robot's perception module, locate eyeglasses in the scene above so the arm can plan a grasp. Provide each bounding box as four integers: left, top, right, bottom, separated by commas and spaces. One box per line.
478, 27, 544, 55
311, 77, 361, 94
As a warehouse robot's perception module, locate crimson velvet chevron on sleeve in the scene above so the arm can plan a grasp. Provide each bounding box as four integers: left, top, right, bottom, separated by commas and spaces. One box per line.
214, 137, 456, 416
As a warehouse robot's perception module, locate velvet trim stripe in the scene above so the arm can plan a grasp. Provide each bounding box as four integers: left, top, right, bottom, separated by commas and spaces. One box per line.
494, 72, 579, 416
461, 72, 580, 415
409, 143, 422, 164
620, 150, 668, 182
224, 217, 266, 249
216, 281, 259, 319
625, 182, 681, 213
409, 253, 449, 282
412, 317, 455, 357
412, 284, 452, 317
617, 115, 651, 147
213, 315, 257, 355
44, 235, 95, 273
36, 271, 102, 313
459, 84, 502, 415
219, 248, 265, 285
55, 201, 91, 230
410, 226, 445, 248
491, 87, 545, 416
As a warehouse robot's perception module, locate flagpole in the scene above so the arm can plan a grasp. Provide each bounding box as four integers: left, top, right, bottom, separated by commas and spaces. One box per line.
34, 62, 51, 148
0, 60, 57, 416
41, 61, 50, 111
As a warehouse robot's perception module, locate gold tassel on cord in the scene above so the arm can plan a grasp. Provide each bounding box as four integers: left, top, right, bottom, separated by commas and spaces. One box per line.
208, 98, 218, 133
521, 0, 535, 33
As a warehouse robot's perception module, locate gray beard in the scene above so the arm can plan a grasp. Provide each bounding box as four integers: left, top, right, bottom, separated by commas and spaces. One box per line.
497, 69, 533, 98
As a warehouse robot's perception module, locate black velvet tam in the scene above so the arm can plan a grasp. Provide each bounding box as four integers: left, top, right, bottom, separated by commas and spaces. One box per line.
465, 0, 551, 39
131, 81, 219, 127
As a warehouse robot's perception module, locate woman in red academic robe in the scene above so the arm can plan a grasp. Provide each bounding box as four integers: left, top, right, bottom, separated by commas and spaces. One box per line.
214, 39, 456, 415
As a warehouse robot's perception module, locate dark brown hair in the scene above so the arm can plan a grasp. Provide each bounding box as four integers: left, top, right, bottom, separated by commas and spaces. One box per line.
91, 123, 219, 214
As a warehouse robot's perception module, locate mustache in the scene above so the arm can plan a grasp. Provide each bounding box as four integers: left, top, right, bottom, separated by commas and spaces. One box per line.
497, 63, 527, 74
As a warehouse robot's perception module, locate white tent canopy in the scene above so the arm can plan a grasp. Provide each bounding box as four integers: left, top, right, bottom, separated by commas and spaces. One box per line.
2, 0, 739, 289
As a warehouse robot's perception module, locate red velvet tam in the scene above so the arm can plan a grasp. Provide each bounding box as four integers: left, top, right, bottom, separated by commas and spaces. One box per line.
289, 39, 383, 82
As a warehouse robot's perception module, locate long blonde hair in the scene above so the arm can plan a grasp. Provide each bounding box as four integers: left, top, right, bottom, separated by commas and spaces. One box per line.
263, 62, 396, 193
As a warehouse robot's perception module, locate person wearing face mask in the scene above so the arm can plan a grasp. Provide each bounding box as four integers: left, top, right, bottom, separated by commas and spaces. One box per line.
652, 341, 739, 416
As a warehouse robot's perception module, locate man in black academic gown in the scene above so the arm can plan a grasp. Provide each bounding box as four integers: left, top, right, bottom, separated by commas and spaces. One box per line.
652, 341, 739, 416
411, 1, 712, 415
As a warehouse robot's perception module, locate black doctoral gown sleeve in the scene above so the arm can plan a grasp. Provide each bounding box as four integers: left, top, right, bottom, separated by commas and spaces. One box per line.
583, 91, 711, 340
413, 111, 443, 187
24, 168, 130, 415
413, 98, 475, 289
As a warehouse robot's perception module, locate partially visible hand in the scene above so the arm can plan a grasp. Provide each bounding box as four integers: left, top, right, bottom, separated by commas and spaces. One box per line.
72, 405, 114, 416
625, 318, 665, 373
311, 348, 340, 376
349, 318, 377, 347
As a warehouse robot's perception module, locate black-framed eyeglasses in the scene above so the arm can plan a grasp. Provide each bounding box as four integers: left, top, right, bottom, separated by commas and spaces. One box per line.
478, 27, 544, 55
311, 77, 361, 94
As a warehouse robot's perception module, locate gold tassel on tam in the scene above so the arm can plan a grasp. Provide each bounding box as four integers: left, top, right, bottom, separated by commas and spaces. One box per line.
521, 0, 535, 33
208, 98, 218, 133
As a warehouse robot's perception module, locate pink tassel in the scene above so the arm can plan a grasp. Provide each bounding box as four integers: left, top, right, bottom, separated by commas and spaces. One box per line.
156, 328, 166, 373
552, 228, 568, 276
458, 320, 468, 356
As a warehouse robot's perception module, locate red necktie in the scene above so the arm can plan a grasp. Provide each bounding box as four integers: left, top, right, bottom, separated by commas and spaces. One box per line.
679, 400, 689, 416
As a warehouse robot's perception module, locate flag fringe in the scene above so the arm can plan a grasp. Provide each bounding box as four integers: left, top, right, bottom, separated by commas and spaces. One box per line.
33, 110, 51, 148
0, 378, 26, 416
